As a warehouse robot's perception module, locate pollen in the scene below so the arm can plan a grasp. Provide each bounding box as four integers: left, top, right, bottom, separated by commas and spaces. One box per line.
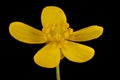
42, 22, 73, 42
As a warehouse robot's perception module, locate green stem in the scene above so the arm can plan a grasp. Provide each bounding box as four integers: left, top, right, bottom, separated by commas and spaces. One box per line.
56, 65, 61, 80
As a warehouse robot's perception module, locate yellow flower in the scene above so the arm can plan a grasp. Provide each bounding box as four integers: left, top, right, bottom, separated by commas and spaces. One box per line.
9, 6, 103, 68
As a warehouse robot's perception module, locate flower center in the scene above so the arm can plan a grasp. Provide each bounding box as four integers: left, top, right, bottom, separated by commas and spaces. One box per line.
42, 22, 73, 42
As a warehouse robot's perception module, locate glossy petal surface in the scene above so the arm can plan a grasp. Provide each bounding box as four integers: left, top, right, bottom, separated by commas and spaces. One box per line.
9, 22, 47, 44
61, 41, 95, 63
41, 6, 67, 27
68, 25, 103, 41
34, 42, 60, 68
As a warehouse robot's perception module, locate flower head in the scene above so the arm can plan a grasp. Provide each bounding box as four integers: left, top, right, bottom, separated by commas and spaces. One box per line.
9, 6, 103, 68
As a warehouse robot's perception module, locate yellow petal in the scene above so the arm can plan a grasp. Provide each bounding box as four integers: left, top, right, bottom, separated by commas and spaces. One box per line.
67, 25, 103, 41
41, 6, 67, 27
61, 41, 95, 63
34, 42, 60, 68
60, 51, 64, 60
9, 21, 47, 44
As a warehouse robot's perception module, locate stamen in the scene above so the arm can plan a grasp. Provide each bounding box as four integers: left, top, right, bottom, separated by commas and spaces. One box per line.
42, 22, 73, 42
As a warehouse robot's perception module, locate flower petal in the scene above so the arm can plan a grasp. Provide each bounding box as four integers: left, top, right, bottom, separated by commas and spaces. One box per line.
61, 41, 95, 63
41, 6, 67, 27
34, 42, 60, 68
60, 51, 64, 60
9, 21, 47, 44
67, 25, 103, 42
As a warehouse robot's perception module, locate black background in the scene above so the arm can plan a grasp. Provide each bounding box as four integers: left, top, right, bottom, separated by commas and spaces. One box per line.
1, 0, 116, 80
